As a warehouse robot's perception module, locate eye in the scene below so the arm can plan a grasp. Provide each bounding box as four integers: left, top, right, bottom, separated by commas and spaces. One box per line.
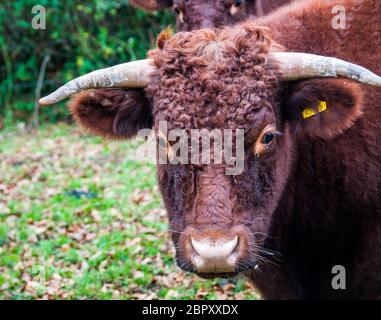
234, 0, 242, 6
262, 132, 274, 145
252, 125, 277, 157
174, 6, 181, 14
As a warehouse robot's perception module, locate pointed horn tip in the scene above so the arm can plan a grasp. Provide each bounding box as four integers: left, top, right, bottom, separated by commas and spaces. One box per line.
39, 96, 56, 106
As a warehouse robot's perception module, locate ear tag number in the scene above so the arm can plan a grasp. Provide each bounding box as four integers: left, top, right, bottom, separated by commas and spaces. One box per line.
302, 101, 327, 119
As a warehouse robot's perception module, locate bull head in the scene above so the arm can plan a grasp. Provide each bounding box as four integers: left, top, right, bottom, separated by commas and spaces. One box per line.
40, 24, 381, 278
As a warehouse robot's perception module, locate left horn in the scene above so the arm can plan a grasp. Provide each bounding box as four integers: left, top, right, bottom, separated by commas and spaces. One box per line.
39, 59, 156, 105
272, 52, 381, 86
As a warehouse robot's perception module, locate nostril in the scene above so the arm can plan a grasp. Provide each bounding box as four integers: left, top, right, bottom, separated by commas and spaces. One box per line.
190, 236, 239, 259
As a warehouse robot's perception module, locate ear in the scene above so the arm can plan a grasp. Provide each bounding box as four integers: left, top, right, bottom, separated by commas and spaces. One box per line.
283, 79, 364, 139
130, 0, 173, 11
69, 88, 153, 139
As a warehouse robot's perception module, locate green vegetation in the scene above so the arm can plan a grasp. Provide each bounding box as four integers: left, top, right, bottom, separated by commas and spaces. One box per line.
0, 1, 174, 127
0, 124, 259, 299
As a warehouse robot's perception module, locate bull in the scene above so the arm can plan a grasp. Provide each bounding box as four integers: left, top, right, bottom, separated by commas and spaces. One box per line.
40, 0, 381, 299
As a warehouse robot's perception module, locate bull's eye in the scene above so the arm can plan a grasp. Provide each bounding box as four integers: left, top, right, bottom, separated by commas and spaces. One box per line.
253, 124, 277, 157
262, 132, 274, 145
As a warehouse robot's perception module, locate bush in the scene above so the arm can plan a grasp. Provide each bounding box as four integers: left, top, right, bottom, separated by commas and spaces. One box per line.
0, 0, 174, 128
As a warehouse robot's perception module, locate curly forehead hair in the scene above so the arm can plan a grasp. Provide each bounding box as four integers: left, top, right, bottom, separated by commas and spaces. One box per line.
146, 21, 283, 131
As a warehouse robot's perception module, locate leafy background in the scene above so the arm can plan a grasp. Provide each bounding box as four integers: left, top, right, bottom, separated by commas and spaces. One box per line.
0, 0, 173, 128
0, 1, 259, 299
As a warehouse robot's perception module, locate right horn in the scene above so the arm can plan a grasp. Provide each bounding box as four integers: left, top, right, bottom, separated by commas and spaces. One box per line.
39, 59, 156, 105
272, 52, 381, 86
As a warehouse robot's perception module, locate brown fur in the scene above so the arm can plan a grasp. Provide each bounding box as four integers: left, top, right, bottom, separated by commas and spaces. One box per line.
69, 0, 381, 299
131, 0, 291, 32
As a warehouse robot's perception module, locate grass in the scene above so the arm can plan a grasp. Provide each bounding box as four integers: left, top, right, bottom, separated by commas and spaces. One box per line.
0, 123, 259, 300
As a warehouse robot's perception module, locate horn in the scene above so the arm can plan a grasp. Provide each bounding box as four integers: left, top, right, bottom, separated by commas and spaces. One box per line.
39, 59, 156, 105
41, 52, 381, 106
272, 52, 381, 86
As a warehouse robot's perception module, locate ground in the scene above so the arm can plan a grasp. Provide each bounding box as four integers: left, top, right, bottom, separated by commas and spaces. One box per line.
0, 124, 259, 300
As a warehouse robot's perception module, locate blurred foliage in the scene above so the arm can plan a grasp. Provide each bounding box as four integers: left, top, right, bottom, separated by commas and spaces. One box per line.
0, 0, 174, 128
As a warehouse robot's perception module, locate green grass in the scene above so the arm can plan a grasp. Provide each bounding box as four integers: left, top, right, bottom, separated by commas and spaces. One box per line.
0, 124, 259, 300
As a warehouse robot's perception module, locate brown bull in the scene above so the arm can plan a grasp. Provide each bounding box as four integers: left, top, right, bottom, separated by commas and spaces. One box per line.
40, 0, 381, 299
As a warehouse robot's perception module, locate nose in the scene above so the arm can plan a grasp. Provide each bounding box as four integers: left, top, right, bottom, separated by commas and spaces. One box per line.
190, 232, 240, 273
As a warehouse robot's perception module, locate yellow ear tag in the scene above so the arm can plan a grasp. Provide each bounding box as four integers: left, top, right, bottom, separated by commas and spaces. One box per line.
302, 101, 327, 119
